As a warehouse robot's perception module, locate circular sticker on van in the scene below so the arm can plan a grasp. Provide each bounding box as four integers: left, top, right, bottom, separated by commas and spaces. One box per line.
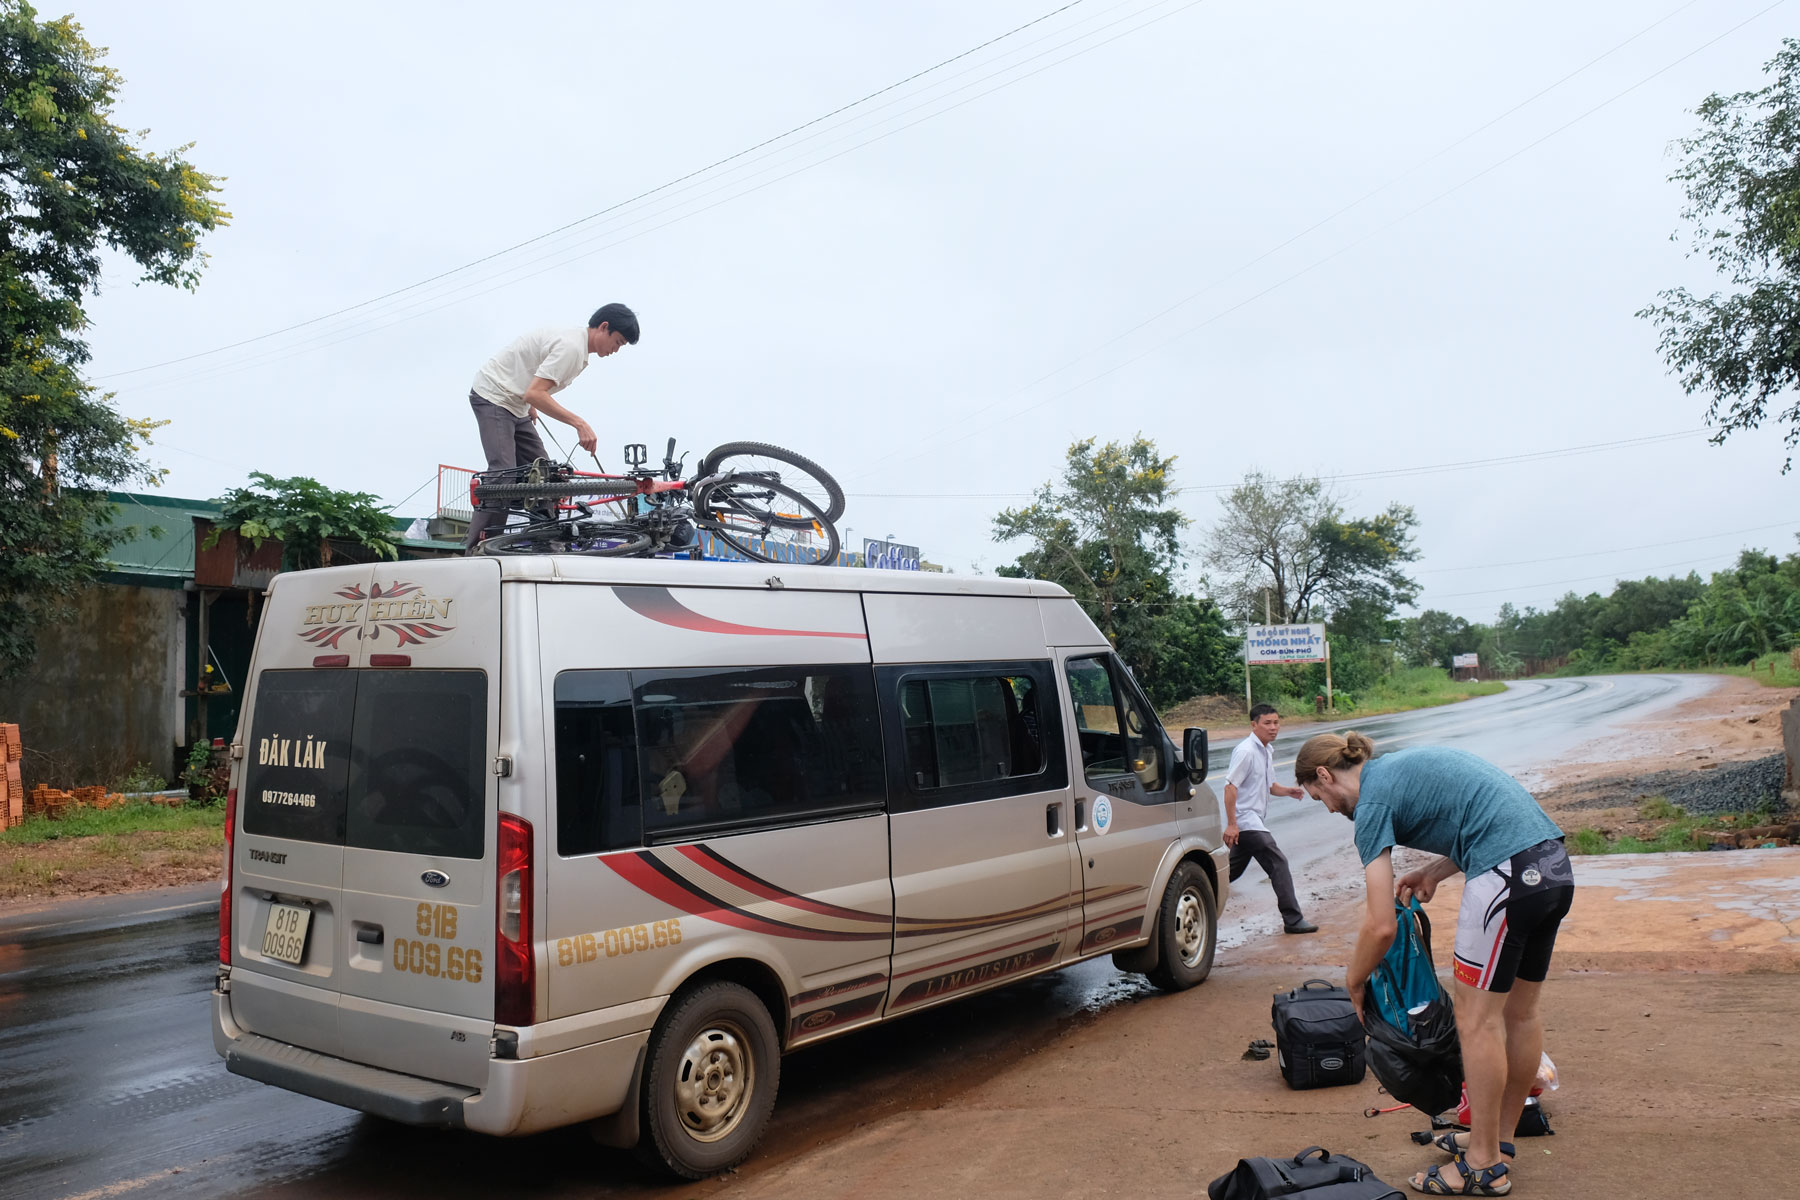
1092, 796, 1114, 836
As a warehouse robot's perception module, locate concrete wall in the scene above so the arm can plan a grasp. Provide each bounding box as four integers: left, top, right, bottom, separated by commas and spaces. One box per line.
0, 584, 186, 793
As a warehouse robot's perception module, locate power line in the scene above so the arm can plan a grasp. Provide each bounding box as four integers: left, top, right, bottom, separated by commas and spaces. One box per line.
96, 0, 1126, 382
1419, 518, 1800, 574
1428, 551, 1738, 601
859, 0, 1713, 471
845, 429, 1705, 499
108, 0, 1212, 399
864, 0, 1792, 473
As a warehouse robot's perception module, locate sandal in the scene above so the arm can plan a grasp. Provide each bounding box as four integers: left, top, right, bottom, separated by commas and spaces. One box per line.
1430, 1132, 1515, 1161
1409, 1157, 1511, 1196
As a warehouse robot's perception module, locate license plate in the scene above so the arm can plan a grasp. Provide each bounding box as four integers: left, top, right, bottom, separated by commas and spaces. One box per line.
261, 903, 313, 965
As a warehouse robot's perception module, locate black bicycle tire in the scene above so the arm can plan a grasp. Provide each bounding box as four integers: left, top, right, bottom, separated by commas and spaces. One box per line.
479, 521, 653, 557
696, 441, 845, 525
471, 480, 639, 502
699, 479, 840, 565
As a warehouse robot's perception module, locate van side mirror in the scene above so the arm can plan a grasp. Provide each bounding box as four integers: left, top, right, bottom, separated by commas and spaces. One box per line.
1183, 728, 1209, 783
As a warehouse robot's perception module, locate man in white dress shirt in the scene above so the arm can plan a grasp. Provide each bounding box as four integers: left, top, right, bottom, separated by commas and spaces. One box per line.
1225, 703, 1317, 934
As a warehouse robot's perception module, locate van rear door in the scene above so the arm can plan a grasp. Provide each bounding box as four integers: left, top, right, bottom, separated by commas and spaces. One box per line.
334, 560, 500, 1087
229, 559, 499, 1087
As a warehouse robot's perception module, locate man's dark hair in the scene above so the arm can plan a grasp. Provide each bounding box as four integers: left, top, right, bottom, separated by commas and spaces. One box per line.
589, 302, 640, 344
1248, 703, 1280, 722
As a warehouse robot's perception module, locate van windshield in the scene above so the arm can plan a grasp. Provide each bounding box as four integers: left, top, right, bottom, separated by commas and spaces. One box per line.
242, 668, 488, 858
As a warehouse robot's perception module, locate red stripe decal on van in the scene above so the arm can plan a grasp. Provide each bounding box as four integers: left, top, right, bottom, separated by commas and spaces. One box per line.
615, 586, 868, 640
604, 852, 888, 942
678, 845, 891, 925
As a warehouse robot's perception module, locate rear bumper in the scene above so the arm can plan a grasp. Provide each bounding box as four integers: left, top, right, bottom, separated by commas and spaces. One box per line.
213, 989, 649, 1136
224, 1026, 476, 1127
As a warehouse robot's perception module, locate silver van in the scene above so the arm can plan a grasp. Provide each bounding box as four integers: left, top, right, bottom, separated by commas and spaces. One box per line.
212, 557, 1227, 1177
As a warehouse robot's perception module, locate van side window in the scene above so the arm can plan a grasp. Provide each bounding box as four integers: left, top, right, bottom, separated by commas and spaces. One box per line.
1067, 655, 1165, 793
880, 661, 1067, 809
632, 665, 885, 839
554, 671, 642, 856
900, 675, 1045, 788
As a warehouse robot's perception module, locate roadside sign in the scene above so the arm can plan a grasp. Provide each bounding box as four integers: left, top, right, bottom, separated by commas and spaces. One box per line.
1452, 653, 1480, 669
1245, 624, 1328, 665
864, 539, 921, 571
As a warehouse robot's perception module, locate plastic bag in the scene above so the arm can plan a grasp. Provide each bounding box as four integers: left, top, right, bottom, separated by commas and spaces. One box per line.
1536, 1051, 1559, 1093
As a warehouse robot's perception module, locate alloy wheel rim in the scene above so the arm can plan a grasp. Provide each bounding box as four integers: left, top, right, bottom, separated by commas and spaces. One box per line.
674, 1022, 754, 1142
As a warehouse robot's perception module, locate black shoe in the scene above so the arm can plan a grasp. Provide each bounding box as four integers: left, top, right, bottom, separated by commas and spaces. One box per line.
1284, 920, 1319, 934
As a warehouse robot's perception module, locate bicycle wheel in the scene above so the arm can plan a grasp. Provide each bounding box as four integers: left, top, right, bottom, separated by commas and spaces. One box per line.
695, 442, 844, 527
699, 478, 840, 565
471, 480, 638, 503
479, 520, 653, 557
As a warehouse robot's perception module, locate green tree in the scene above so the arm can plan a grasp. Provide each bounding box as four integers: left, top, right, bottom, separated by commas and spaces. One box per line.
1640, 38, 1800, 468
1202, 472, 1420, 624
993, 436, 1235, 706
0, 2, 228, 675
209, 473, 399, 572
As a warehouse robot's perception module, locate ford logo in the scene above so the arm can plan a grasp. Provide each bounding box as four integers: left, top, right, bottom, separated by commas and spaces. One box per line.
421, 870, 450, 888
799, 1009, 836, 1032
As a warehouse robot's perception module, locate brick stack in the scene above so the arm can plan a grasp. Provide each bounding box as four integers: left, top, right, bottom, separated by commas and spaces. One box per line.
25, 784, 131, 819
1, 724, 21, 830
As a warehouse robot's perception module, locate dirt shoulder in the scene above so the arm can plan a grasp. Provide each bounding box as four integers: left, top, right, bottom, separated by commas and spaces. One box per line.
0, 826, 222, 905
710, 848, 1800, 1200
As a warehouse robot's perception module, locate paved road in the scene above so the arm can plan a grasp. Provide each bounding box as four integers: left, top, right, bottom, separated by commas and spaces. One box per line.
0, 675, 1716, 1200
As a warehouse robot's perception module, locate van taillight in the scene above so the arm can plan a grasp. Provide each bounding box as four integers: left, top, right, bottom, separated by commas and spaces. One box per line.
495, 813, 534, 1026
219, 788, 237, 965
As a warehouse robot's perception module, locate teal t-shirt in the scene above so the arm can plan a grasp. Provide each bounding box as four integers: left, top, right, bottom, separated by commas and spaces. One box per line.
1351, 747, 1563, 878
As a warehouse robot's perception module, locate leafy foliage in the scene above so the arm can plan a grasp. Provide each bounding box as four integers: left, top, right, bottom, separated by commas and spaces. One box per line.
1401, 542, 1800, 675
208, 473, 399, 571
1202, 472, 1419, 624
0, 2, 227, 676
1640, 38, 1800, 468
992, 436, 1237, 706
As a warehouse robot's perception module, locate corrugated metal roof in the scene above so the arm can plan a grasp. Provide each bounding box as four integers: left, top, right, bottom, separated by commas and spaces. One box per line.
100, 491, 459, 582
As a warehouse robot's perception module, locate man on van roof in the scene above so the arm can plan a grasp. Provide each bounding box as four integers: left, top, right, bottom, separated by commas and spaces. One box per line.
463, 303, 641, 551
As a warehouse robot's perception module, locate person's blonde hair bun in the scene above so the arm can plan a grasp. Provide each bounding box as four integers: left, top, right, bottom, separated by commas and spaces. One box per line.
1294, 731, 1376, 782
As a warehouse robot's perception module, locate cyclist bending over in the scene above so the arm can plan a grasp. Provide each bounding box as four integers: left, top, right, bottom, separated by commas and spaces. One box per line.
463, 302, 640, 552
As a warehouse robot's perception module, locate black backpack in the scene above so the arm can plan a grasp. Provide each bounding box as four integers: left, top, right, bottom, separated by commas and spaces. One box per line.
1207, 1146, 1402, 1200
1271, 979, 1366, 1090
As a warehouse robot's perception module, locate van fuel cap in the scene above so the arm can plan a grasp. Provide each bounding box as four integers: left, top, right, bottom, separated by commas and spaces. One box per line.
421, 870, 451, 888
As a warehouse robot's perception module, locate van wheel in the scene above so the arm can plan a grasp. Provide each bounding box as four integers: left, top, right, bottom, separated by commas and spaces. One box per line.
636, 981, 780, 1179
1146, 863, 1216, 992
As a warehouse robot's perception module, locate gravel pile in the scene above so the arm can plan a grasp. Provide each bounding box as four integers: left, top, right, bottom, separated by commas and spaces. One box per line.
1550, 753, 1789, 816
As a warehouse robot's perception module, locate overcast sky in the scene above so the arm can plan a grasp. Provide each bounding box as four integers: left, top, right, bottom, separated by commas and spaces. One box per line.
69, 0, 1800, 622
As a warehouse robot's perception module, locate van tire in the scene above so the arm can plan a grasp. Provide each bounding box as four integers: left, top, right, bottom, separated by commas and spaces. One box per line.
636, 981, 781, 1179
1146, 863, 1216, 992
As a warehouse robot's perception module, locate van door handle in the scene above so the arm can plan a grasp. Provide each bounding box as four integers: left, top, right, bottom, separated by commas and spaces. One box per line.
356, 925, 384, 946
1074, 798, 1087, 830
1045, 803, 1063, 838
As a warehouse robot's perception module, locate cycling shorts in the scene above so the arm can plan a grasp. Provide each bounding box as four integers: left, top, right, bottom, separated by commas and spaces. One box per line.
1453, 838, 1574, 992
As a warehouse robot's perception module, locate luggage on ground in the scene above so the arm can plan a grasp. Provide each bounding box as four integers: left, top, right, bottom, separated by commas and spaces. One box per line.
1363, 899, 1463, 1115
1271, 979, 1366, 1090
1207, 1145, 1402, 1200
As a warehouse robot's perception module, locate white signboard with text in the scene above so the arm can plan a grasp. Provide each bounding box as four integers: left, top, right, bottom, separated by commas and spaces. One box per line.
1452, 653, 1480, 669
1245, 623, 1328, 665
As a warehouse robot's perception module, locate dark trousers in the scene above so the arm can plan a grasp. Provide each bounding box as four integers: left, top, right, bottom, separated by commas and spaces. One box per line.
465, 392, 548, 549
1228, 829, 1305, 928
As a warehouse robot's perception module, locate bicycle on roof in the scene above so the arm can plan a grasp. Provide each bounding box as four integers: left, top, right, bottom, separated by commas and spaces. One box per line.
468, 439, 845, 565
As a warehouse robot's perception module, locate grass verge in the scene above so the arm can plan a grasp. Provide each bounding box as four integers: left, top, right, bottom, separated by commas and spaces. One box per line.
1268, 668, 1506, 722
1, 801, 224, 844
0, 803, 226, 902
1566, 796, 1786, 855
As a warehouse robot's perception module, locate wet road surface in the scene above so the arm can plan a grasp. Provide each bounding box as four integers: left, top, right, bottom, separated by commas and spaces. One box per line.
0, 675, 1709, 1200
